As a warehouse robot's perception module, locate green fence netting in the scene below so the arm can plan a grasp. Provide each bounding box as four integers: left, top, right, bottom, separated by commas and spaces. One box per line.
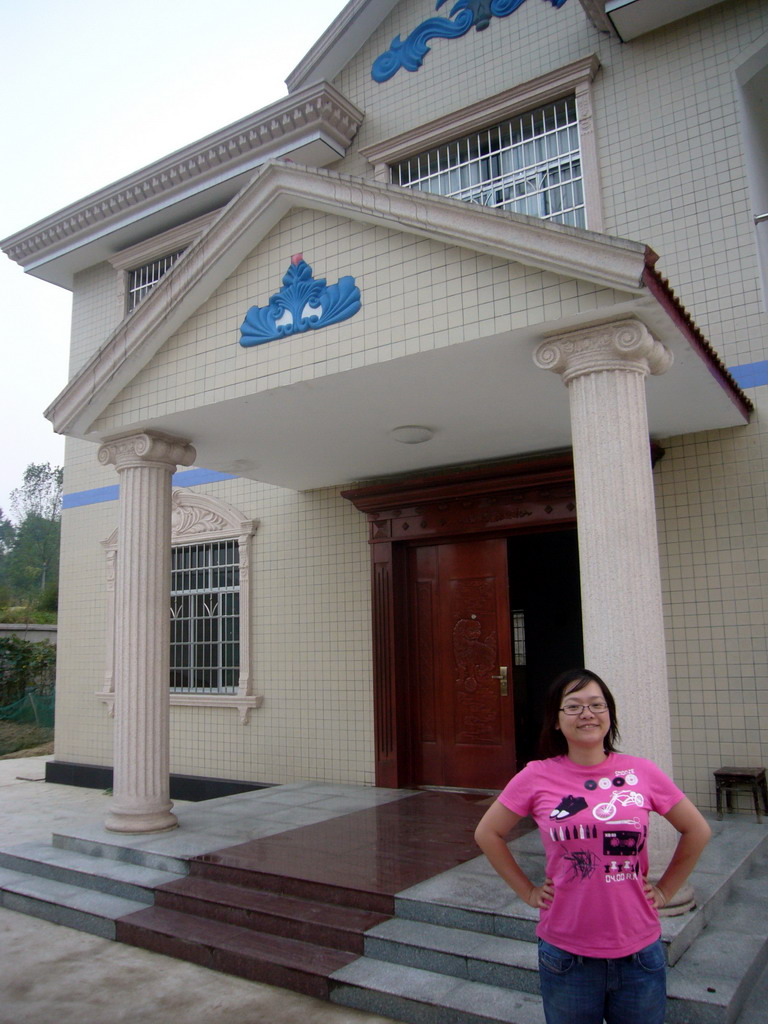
0, 689, 55, 727
0, 689, 55, 756
0, 635, 56, 754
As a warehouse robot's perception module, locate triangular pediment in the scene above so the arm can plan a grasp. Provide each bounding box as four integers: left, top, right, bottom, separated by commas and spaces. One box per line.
46, 161, 748, 491
46, 160, 653, 440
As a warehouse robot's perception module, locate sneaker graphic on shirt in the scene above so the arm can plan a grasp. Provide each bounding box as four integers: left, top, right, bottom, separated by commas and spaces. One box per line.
549, 794, 588, 820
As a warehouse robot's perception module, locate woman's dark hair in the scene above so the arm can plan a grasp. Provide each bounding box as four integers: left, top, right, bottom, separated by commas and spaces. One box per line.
538, 668, 620, 758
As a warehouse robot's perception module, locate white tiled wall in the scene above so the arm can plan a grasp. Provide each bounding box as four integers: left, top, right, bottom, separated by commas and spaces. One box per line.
55, 473, 374, 784
53, 0, 768, 807
656, 387, 768, 810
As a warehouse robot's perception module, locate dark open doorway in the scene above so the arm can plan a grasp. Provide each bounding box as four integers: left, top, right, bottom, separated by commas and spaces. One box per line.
508, 528, 583, 768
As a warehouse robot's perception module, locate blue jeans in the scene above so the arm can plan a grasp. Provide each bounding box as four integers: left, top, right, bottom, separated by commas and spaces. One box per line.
538, 938, 667, 1024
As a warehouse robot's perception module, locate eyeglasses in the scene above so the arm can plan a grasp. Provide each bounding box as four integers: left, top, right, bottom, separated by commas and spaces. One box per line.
560, 701, 609, 716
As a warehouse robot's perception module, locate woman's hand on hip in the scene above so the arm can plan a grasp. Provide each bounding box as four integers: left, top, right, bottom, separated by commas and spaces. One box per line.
643, 880, 667, 910
527, 877, 554, 908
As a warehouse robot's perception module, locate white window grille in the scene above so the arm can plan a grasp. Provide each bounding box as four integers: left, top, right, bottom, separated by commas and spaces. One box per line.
127, 250, 184, 311
170, 539, 240, 694
391, 97, 585, 228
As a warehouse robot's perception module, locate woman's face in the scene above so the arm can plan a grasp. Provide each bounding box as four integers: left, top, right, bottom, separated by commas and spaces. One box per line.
556, 679, 611, 753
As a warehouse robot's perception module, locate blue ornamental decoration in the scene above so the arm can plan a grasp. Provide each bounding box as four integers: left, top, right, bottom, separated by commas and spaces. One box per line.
239, 255, 362, 347
372, 0, 570, 83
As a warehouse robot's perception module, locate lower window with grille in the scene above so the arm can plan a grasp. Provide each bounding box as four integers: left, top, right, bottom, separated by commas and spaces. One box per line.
170, 540, 240, 693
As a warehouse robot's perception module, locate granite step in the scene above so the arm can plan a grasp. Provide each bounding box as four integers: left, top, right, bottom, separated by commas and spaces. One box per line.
117, 904, 358, 1000
665, 869, 768, 1024
0, 865, 147, 939
393, 823, 768, 967
363, 917, 539, 994
331, 834, 768, 1024
155, 874, 389, 952
733, 955, 768, 1024
0, 841, 184, 902
187, 856, 394, 914
330, 957, 547, 1024
52, 830, 189, 874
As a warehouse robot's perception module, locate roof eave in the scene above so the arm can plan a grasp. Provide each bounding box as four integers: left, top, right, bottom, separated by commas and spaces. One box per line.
285, 0, 399, 92
1, 81, 364, 290
641, 259, 753, 422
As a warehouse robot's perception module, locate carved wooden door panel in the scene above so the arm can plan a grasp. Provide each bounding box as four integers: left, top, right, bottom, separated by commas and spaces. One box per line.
409, 539, 515, 790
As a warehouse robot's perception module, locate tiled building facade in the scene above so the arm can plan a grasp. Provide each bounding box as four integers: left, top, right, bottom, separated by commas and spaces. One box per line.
3, 0, 767, 828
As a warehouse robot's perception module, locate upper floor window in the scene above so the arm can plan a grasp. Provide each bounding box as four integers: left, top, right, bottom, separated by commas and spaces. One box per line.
391, 97, 584, 228
110, 209, 219, 316
361, 57, 603, 233
127, 250, 185, 312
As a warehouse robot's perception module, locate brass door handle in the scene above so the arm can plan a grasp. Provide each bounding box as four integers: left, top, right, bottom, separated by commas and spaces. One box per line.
492, 666, 508, 696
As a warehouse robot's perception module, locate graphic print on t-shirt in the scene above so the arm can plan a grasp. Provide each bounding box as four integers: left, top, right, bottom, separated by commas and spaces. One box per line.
546, 766, 647, 889
563, 847, 600, 881
591, 789, 644, 821
549, 794, 588, 820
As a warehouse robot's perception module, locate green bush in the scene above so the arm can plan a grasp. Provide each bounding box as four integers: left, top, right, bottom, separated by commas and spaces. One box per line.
37, 582, 58, 613
0, 636, 56, 704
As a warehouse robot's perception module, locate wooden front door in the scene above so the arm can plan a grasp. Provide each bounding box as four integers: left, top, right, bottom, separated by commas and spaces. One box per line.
408, 538, 515, 790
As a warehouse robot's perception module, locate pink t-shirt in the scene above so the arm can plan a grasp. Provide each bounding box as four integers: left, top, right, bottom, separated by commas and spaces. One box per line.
498, 753, 684, 957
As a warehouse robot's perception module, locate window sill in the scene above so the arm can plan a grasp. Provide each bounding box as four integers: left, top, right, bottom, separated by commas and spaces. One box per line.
96, 691, 264, 724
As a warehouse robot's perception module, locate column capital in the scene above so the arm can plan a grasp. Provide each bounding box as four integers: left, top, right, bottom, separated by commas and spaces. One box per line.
533, 318, 673, 385
98, 431, 196, 473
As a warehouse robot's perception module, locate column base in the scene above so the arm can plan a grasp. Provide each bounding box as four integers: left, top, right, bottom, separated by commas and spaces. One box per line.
104, 807, 179, 834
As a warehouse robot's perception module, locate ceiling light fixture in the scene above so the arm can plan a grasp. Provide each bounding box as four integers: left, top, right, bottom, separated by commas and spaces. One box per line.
389, 425, 434, 444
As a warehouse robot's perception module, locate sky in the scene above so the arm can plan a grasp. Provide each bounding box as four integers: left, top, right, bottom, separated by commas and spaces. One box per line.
0, 0, 349, 518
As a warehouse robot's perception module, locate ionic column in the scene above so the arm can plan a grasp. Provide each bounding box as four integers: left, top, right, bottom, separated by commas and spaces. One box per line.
534, 321, 691, 909
534, 319, 672, 760
99, 431, 195, 833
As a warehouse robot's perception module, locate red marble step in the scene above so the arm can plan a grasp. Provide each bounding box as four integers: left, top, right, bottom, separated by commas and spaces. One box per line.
154, 875, 388, 952
116, 905, 358, 1000
188, 858, 394, 914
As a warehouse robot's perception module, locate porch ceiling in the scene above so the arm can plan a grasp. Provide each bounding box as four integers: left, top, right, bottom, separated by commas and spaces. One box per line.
134, 292, 746, 492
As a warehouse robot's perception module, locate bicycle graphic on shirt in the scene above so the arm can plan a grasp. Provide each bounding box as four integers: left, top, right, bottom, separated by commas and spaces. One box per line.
592, 790, 645, 821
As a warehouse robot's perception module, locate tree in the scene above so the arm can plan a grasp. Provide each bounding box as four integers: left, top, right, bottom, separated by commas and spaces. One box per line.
5, 464, 63, 599
5, 515, 60, 594
0, 509, 14, 557
10, 463, 63, 523
0, 509, 16, 604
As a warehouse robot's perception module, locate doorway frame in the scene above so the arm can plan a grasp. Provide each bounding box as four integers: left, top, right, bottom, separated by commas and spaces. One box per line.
342, 454, 577, 787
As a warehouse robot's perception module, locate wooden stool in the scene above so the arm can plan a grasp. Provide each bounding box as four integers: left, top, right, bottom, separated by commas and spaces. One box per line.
713, 767, 768, 823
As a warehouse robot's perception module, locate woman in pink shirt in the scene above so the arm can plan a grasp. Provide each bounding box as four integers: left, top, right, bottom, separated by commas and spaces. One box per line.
475, 668, 711, 1024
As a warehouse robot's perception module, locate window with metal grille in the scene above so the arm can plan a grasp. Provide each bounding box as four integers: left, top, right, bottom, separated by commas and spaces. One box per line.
391, 97, 585, 228
170, 540, 240, 693
512, 609, 527, 667
127, 250, 184, 312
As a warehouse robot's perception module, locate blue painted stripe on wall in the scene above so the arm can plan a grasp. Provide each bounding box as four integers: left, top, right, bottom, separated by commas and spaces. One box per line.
171, 468, 237, 487
62, 485, 119, 509
62, 468, 237, 510
727, 360, 768, 388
